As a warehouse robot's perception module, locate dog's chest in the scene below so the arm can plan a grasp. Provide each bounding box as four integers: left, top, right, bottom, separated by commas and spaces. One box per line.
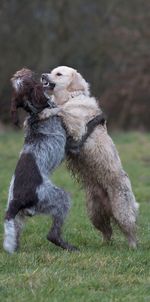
25, 117, 67, 174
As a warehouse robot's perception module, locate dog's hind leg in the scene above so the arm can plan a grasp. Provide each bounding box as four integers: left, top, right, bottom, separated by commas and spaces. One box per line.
37, 183, 79, 251
110, 194, 138, 248
108, 176, 139, 248
3, 199, 25, 253
47, 214, 78, 251
86, 186, 113, 243
14, 211, 25, 247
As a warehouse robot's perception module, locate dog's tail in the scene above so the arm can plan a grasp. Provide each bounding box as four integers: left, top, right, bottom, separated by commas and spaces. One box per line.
3, 219, 18, 254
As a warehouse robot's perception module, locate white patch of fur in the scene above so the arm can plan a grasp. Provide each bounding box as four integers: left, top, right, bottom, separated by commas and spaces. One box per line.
39, 107, 62, 119
69, 90, 86, 98
3, 220, 17, 254
13, 78, 22, 91
7, 175, 15, 208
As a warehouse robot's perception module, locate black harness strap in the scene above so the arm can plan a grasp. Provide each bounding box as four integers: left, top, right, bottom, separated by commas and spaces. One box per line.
66, 112, 107, 155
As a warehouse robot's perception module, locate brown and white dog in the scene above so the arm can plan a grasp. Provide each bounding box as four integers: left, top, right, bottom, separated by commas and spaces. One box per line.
4, 68, 79, 253
40, 66, 139, 248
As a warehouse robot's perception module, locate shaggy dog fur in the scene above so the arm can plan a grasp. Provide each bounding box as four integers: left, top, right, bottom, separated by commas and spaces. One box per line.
40, 66, 139, 248
4, 68, 79, 253
4, 68, 105, 254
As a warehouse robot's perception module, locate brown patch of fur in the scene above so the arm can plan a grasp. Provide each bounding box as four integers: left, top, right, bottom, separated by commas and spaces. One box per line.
10, 68, 49, 125
5, 153, 42, 220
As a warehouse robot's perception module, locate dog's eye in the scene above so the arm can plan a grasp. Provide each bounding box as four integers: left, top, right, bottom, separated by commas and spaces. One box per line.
56, 72, 62, 76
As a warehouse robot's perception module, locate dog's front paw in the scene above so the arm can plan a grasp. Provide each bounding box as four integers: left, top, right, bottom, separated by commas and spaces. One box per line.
39, 108, 61, 120
39, 108, 51, 120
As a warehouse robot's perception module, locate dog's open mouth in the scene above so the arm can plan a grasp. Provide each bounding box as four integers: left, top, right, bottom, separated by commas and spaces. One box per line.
41, 74, 55, 90
42, 78, 50, 87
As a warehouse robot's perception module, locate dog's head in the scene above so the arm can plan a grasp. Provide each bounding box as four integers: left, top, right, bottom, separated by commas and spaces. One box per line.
41, 66, 90, 104
11, 68, 34, 92
11, 68, 50, 125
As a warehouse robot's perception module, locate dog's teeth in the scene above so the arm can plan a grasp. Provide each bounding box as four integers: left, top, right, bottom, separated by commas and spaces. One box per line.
42, 79, 49, 86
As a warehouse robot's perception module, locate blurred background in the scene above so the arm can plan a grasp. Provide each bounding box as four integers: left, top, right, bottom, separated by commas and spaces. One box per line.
1, 2, 150, 298
0, 0, 150, 130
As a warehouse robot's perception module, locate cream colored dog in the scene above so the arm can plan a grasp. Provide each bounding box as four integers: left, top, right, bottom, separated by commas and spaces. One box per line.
40, 66, 139, 248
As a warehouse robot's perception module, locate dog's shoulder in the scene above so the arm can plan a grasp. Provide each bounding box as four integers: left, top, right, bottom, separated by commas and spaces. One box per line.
62, 95, 101, 117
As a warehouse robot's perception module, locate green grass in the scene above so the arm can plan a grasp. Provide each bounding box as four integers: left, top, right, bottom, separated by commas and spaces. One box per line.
0, 131, 150, 302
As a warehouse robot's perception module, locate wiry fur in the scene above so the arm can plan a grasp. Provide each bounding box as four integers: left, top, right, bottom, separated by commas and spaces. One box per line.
4, 68, 79, 253
40, 66, 139, 248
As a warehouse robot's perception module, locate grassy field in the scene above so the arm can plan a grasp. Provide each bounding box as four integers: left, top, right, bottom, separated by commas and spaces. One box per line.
0, 131, 150, 302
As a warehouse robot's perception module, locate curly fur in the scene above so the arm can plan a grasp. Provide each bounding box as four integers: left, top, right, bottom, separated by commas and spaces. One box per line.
40, 66, 139, 248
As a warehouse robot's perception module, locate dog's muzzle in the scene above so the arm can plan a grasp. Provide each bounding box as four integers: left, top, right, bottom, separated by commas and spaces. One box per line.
41, 74, 56, 90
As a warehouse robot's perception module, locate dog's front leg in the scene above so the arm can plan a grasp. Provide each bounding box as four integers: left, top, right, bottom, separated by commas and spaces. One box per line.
39, 108, 62, 120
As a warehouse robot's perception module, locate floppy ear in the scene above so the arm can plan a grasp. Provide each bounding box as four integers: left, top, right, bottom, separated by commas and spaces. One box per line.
10, 94, 19, 126
68, 70, 90, 96
33, 84, 44, 104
